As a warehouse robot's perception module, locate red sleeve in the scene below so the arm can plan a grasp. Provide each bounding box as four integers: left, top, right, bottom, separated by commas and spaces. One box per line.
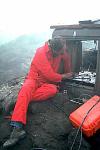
33, 48, 62, 82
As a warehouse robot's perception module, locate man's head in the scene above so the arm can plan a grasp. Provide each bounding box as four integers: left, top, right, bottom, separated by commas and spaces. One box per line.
48, 38, 65, 57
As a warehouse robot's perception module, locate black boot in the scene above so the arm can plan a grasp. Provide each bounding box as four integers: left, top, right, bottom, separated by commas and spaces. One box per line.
3, 127, 26, 148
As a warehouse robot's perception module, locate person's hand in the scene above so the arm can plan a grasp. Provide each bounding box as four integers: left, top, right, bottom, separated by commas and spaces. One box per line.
62, 72, 74, 80
73, 72, 79, 77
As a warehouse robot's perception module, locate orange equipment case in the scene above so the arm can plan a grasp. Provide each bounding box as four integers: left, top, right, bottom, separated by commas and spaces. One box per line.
69, 95, 100, 137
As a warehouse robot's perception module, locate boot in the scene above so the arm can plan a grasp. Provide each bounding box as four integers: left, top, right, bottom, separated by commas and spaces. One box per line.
3, 127, 26, 148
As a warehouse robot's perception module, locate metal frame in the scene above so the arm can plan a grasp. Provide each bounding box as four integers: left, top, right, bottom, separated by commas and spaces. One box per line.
50, 23, 100, 94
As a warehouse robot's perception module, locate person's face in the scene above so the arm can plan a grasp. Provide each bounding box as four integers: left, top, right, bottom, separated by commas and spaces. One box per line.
52, 39, 66, 57
52, 48, 64, 57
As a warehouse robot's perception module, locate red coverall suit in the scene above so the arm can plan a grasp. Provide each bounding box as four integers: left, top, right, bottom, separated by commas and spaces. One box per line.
11, 42, 71, 124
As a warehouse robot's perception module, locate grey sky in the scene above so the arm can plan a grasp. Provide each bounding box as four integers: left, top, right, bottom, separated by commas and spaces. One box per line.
0, 0, 100, 36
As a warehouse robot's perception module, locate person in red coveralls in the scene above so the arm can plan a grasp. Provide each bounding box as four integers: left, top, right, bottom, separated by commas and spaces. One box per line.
3, 37, 73, 148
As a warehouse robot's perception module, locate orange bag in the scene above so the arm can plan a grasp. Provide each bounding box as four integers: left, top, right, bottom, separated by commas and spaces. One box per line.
69, 95, 100, 137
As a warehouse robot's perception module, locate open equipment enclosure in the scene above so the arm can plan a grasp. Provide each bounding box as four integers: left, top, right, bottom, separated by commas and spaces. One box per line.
50, 20, 100, 98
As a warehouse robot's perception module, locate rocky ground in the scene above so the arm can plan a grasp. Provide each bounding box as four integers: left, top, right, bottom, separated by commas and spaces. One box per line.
0, 78, 100, 150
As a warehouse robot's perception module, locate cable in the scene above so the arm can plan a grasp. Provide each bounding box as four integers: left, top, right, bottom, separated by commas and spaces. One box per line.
77, 129, 83, 150
79, 94, 91, 99
50, 100, 69, 118
70, 98, 83, 105
70, 98, 100, 150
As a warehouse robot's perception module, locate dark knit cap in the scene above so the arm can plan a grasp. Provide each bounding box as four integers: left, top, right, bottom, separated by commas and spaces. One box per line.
49, 38, 63, 51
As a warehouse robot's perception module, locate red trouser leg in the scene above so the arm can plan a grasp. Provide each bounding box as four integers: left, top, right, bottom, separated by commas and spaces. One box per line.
11, 81, 58, 124
11, 79, 37, 124
31, 83, 58, 101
